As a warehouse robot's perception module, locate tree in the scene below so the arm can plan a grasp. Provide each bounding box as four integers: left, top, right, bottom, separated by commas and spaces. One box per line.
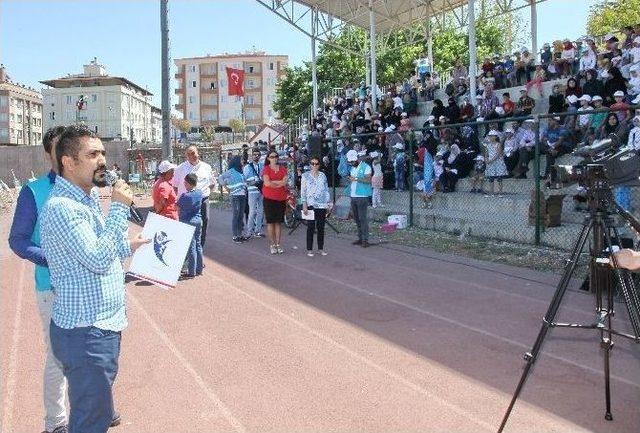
587, 0, 640, 36
273, 65, 313, 124
228, 118, 245, 132
201, 125, 216, 142
171, 116, 190, 134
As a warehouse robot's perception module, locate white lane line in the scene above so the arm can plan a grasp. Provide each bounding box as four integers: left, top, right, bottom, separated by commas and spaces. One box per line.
1, 261, 26, 433
217, 241, 640, 389
127, 293, 247, 433
202, 268, 496, 433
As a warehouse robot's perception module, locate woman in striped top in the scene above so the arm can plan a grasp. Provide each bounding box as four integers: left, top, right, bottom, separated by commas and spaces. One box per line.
217, 156, 247, 243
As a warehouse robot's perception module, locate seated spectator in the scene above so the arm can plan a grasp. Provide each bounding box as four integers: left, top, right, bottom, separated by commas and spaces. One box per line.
548, 84, 567, 114
446, 97, 461, 123
629, 65, 640, 98
540, 43, 553, 70
440, 144, 462, 193
504, 54, 516, 87
564, 94, 579, 131
590, 95, 607, 131
598, 112, 622, 139
578, 49, 597, 78
576, 95, 594, 141
541, 116, 571, 180
502, 92, 515, 117
460, 97, 475, 122
604, 68, 627, 106
519, 48, 535, 84
514, 88, 535, 116
399, 112, 412, 132
610, 90, 630, 121
565, 77, 583, 98
513, 119, 537, 178
627, 115, 640, 150
556, 39, 576, 78
430, 99, 446, 125
582, 69, 604, 99
526, 63, 546, 98
479, 84, 500, 118
602, 34, 622, 62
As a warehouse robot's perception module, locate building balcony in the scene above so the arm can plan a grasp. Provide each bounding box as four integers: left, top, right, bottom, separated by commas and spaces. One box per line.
244, 103, 262, 108
200, 73, 217, 79
245, 86, 262, 92
201, 103, 217, 108
175, 104, 184, 110
174, 88, 184, 94
175, 72, 184, 79
201, 88, 218, 94
245, 71, 261, 77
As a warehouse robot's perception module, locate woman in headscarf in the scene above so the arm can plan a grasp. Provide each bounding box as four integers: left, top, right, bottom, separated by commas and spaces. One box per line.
582, 69, 604, 99
564, 77, 582, 99
440, 143, 462, 192
430, 99, 446, 125
604, 67, 628, 106
217, 156, 247, 243
598, 112, 621, 140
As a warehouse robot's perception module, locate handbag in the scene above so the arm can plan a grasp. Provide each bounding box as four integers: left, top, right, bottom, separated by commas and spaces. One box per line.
249, 163, 263, 193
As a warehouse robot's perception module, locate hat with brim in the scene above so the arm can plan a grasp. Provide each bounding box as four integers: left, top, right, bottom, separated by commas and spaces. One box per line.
504, 127, 515, 133
158, 160, 177, 174
633, 94, 640, 104
592, 95, 603, 102
475, 155, 484, 161
346, 149, 359, 162
487, 130, 500, 137
579, 95, 592, 102
393, 143, 405, 150
614, 90, 625, 97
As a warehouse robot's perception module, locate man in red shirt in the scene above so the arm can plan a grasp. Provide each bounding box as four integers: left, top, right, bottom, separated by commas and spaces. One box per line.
502, 92, 515, 116
152, 160, 178, 220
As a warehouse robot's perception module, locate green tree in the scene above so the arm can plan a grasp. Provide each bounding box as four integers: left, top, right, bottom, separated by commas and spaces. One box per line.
273, 65, 313, 124
587, 0, 640, 36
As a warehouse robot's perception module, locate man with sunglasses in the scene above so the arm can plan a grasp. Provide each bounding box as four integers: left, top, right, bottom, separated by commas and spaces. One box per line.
346, 150, 372, 247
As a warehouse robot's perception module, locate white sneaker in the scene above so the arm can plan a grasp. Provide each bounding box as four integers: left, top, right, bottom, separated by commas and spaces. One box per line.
307, 251, 314, 257
319, 250, 328, 256
276, 244, 284, 254
270, 245, 277, 254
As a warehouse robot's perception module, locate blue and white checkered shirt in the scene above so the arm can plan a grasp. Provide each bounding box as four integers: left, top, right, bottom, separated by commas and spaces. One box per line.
40, 176, 132, 331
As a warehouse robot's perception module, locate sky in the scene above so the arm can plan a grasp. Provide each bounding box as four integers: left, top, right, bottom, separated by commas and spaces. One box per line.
0, 0, 600, 107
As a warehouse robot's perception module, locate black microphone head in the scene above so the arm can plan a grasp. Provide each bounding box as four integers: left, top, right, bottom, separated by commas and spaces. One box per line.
105, 170, 118, 186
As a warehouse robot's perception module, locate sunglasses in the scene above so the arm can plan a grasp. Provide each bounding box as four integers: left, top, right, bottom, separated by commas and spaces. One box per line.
268, 155, 278, 159
310, 162, 320, 166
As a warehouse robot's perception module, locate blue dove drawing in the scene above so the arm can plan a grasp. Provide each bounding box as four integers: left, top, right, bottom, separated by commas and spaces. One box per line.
153, 231, 172, 266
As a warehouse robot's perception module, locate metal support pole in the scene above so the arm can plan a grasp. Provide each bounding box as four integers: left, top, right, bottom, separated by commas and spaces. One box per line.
530, 0, 538, 59
534, 117, 541, 245
408, 134, 414, 227
426, 18, 434, 72
160, 0, 172, 161
369, 0, 378, 112
311, 8, 319, 113
468, 0, 477, 105
365, 55, 371, 89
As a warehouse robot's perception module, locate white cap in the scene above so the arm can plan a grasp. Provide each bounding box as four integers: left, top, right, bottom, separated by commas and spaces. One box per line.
475, 94, 483, 99
427, 115, 435, 121
357, 150, 367, 157
475, 155, 484, 161
494, 106, 505, 115
605, 33, 616, 41
487, 130, 500, 137
579, 94, 592, 102
504, 127, 515, 133
346, 149, 359, 162
369, 151, 380, 158
633, 94, 640, 104
601, 70, 609, 79
477, 117, 484, 122
378, 127, 384, 132
566, 94, 579, 104
158, 160, 177, 174
592, 95, 603, 102
393, 143, 405, 150
401, 112, 408, 117
389, 124, 396, 130
552, 116, 561, 121
614, 90, 625, 97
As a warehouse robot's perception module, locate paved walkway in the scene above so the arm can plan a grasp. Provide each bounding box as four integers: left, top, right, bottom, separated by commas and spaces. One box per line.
1, 203, 639, 433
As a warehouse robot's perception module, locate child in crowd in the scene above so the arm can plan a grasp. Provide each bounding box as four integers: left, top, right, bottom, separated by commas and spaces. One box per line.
177, 173, 203, 278
422, 150, 435, 208
470, 155, 486, 194
433, 152, 444, 192
370, 151, 384, 208
483, 130, 508, 197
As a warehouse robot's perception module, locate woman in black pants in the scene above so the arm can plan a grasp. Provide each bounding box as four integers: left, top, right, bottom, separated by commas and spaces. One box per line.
301, 156, 333, 257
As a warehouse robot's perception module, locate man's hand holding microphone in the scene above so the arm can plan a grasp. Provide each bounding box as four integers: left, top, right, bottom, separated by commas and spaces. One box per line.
111, 178, 150, 252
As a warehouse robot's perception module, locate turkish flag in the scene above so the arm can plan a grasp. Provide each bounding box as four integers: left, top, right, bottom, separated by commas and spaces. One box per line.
226, 67, 245, 97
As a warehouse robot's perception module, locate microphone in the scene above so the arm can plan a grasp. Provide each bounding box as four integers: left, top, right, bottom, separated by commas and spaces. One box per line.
105, 170, 144, 223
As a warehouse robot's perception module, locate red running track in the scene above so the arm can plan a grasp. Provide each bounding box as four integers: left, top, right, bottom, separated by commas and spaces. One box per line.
1, 205, 639, 433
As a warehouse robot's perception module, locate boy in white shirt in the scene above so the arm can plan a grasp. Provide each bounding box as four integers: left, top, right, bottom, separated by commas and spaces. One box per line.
576, 95, 593, 141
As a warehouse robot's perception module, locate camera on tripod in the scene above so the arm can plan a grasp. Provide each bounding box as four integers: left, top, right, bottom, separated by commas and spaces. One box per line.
552, 134, 640, 188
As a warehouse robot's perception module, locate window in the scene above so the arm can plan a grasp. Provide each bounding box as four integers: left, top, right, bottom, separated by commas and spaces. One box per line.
17, 130, 23, 140
190, 65, 196, 72
268, 110, 273, 117
188, 96, 195, 104
189, 111, 194, 120
249, 66, 254, 73
0, 113, 7, 121
17, 114, 22, 124
66, 95, 72, 104
0, 128, 8, 138
92, 94, 97, 102
10, 113, 15, 122
0, 96, 7, 106
210, 82, 216, 89
235, 96, 241, 102
246, 95, 254, 104
94, 126, 98, 133
16, 99, 23, 108
269, 62, 274, 70
50, 112, 55, 120
220, 79, 226, 88
221, 95, 227, 103
247, 79, 255, 88
191, 80, 197, 88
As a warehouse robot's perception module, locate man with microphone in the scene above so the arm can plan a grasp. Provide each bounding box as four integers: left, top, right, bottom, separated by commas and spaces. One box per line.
40, 125, 148, 433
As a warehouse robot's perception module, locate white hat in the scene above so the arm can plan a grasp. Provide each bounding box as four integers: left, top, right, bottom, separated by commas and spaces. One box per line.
477, 117, 484, 122
158, 160, 177, 174
475, 94, 483, 99
605, 33, 616, 41
346, 149, 359, 162
633, 94, 640, 104
475, 155, 484, 161
357, 150, 367, 157
427, 115, 435, 121
524, 118, 535, 123
494, 106, 505, 115
378, 127, 384, 132
566, 94, 579, 104
579, 95, 592, 102
487, 130, 500, 137
369, 151, 381, 158
435, 150, 445, 157
393, 143, 405, 150
504, 127, 515, 133
401, 112, 408, 117
614, 90, 625, 97
552, 116, 561, 121
601, 70, 609, 79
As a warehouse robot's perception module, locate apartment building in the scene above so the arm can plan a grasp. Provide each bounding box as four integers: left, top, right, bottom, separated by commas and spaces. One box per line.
174, 51, 287, 128
41, 58, 157, 142
0, 65, 43, 146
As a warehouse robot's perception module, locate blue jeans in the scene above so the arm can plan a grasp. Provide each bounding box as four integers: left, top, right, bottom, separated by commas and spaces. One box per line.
246, 192, 264, 235
187, 218, 203, 276
395, 168, 405, 190
50, 322, 120, 433
231, 195, 245, 238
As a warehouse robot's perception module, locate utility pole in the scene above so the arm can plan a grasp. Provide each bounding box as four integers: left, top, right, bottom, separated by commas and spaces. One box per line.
161, 0, 172, 160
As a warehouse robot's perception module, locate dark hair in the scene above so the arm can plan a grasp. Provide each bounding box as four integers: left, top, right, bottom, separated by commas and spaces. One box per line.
43, 126, 66, 154
184, 173, 198, 187
56, 125, 98, 175
503, 92, 510, 98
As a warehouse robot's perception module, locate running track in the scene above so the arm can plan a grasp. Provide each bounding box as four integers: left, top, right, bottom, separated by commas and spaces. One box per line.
1, 203, 639, 433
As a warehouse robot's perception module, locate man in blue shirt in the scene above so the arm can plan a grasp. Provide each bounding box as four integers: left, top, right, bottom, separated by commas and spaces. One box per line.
177, 173, 203, 278
541, 116, 572, 180
40, 125, 148, 433
9, 126, 69, 433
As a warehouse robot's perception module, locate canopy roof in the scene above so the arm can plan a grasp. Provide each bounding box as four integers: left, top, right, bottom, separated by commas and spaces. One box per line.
296, 0, 467, 34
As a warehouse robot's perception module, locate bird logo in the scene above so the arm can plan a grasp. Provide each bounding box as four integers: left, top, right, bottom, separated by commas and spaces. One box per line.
153, 231, 172, 266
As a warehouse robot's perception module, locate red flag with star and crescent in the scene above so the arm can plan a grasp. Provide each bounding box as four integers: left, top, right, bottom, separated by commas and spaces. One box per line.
226, 67, 245, 97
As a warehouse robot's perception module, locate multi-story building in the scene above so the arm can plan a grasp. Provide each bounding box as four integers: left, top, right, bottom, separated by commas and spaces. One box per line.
174, 51, 287, 129
41, 58, 157, 142
151, 106, 162, 143
0, 65, 44, 146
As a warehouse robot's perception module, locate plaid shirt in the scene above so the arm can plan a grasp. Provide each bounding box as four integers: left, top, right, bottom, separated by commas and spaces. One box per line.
41, 176, 132, 331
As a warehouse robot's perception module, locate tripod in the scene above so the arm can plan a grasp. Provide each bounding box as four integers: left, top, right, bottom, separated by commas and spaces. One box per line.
498, 170, 640, 432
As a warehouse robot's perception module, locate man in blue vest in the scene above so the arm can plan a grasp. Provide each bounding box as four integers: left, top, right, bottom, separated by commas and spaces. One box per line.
9, 126, 69, 433
346, 149, 372, 248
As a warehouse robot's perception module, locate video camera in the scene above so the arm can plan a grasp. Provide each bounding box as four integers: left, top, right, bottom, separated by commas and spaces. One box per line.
552, 134, 640, 188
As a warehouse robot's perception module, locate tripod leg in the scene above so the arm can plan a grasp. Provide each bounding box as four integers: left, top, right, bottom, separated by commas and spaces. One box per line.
498, 221, 593, 433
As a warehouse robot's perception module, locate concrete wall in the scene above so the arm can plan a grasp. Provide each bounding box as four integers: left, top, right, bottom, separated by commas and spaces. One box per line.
0, 140, 130, 185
